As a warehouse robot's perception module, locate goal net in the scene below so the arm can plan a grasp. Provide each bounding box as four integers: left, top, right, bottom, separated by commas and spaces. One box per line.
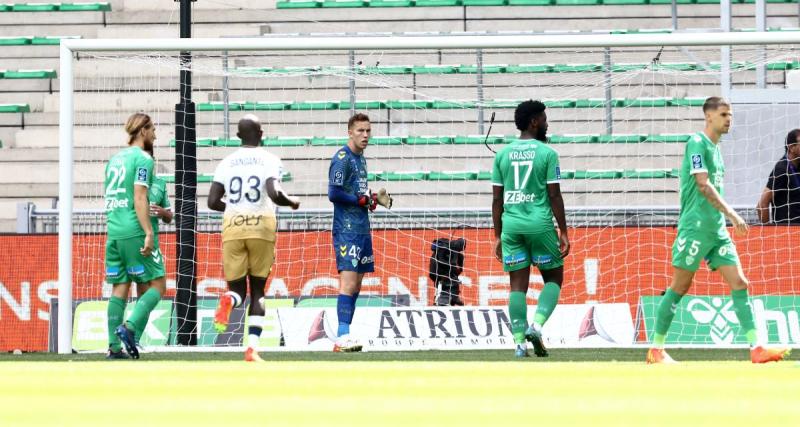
46, 34, 800, 353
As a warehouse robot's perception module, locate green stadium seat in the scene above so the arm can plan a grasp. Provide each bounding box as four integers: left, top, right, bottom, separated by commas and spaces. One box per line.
669, 97, 706, 107
573, 170, 623, 179
554, 0, 601, 4
158, 173, 215, 184
553, 64, 602, 73
476, 171, 493, 180
0, 37, 31, 46
198, 102, 243, 111
653, 63, 696, 71
560, 170, 575, 179
411, 64, 458, 74
59, 3, 112, 12
574, 98, 618, 108
453, 135, 503, 144
463, 0, 507, 5
610, 63, 648, 72
213, 138, 240, 147
266, 137, 310, 147
622, 169, 674, 179
12, 3, 58, 11
508, 0, 552, 4
368, 171, 382, 181
386, 99, 431, 109
382, 171, 430, 181
602, 0, 647, 4
544, 99, 577, 108
766, 61, 792, 70
482, 99, 524, 108
644, 134, 691, 143
361, 65, 411, 74
368, 0, 415, 6
168, 138, 215, 147
0, 104, 30, 113
649, 0, 694, 3
506, 64, 553, 73
322, 0, 369, 7
414, 0, 462, 5
548, 134, 599, 144
290, 101, 338, 110
242, 101, 289, 111
431, 100, 476, 109
311, 136, 348, 146
598, 134, 646, 143
406, 135, 453, 145
457, 64, 506, 73
621, 97, 670, 108
276, 0, 322, 8
0, 69, 57, 79
428, 171, 478, 180
338, 100, 386, 110
31, 36, 80, 45
0, 5, 10, 11
371, 136, 405, 145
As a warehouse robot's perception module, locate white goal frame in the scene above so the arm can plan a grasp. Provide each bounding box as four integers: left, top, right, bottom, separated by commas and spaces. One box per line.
58, 31, 800, 354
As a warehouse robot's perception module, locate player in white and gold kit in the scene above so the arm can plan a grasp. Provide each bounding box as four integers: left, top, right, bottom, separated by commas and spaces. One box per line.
208, 114, 300, 362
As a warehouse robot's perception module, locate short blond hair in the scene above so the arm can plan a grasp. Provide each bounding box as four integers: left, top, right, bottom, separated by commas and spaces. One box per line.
124, 112, 153, 145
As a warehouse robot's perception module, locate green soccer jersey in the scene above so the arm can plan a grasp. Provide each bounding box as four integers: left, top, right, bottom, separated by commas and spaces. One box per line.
677, 131, 726, 235
148, 175, 170, 245
492, 138, 561, 234
104, 146, 154, 240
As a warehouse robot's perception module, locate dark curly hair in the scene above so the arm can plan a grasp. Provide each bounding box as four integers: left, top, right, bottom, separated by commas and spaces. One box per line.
514, 100, 546, 132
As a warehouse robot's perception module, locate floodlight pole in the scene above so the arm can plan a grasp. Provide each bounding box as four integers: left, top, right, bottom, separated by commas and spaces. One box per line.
174, 0, 198, 345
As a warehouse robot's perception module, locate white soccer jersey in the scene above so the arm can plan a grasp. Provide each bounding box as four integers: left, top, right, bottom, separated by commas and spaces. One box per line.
212, 147, 283, 242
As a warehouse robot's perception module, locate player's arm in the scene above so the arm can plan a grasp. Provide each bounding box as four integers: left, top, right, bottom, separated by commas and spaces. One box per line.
266, 177, 300, 210
491, 184, 504, 262
327, 156, 375, 209
207, 182, 226, 212
547, 183, 570, 258
693, 172, 748, 236
134, 184, 154, 256
756, 188, 772, 224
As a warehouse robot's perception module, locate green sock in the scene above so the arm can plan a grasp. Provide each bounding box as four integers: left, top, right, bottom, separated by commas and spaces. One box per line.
533, 282, 561, 327
730, 289, 758, 346
107, 296, 126, 351
653, 288, 683, 347
509, 291, 528, 344
126, 288, 161, 340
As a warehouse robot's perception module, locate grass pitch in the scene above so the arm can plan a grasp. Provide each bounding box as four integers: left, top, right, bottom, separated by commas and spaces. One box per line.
1, 349, 798, 427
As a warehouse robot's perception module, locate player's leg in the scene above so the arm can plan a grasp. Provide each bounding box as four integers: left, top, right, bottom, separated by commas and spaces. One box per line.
242, 238, 275, 362
524, 265, 563, 358
115, 236, 166, 359
132, 281, 150, 351
333, 233, 370, 352
713, 246, 791, 363
499, 232, 532, 357
104, 238, 130, 359
215, 239, 248, 333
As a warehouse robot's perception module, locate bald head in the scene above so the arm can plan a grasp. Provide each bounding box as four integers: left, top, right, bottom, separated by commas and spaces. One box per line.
238, 114, 263, 146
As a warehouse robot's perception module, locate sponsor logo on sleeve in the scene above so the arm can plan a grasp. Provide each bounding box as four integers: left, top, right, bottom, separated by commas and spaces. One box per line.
555, 166, 561, 180
691, 154, 703, 170
136, 167, 149, 183
333, 170, 344, 185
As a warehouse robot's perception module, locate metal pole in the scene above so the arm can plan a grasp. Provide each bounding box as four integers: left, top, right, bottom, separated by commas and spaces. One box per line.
175, 0, 198, 346
721, 0, 732, 100
348, 50, 356, 116
756, 0, 767, 89
671, 0, 678, 30
222, 50, 230, 140
603, 47, 613, 135
57, 43, 74, 354
476, 49, 485, 135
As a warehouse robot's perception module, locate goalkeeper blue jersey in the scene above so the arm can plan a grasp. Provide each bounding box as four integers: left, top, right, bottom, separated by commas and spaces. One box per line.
329, 145, 371, 235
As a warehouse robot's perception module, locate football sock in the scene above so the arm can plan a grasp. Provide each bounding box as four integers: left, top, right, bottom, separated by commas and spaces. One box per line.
226, 291, 242, 308
509, 291, 528, 344
337, 294, 356, 337
730, 288, 758, 346
107, 296, 126, 352
653, 288, 683, 348
126, 287, 161, 340
533, 282, 561, 328
247, 315, 263, 349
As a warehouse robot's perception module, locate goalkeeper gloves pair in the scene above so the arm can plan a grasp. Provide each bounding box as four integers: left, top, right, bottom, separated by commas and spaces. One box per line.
357, 188, 393, 211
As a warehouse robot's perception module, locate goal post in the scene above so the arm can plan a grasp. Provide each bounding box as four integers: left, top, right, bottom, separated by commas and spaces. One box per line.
57, 32, 800, 354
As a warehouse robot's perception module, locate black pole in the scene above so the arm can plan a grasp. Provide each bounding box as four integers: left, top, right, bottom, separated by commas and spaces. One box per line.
174, 0, 197, 345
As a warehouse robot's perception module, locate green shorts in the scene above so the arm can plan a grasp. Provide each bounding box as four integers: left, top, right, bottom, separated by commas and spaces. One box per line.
105, 235, 166, 284
671, 229, 740, 272
500, 230, 564, 272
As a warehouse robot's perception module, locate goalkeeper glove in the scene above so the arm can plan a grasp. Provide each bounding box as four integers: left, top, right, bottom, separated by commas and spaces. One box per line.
376, 188, 393, 209
358, 192, 378, 211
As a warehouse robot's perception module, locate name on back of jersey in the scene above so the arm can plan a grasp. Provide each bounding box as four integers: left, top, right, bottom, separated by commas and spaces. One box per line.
504, 190, 536, 204
508, 150, 536, 160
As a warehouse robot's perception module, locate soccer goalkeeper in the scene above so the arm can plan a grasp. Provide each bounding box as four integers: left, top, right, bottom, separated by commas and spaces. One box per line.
647, 97, 791, 364
327, 113, 392, 352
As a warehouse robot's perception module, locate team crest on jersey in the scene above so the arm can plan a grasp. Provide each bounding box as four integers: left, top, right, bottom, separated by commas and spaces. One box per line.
691, 154, 703, 170
136, 167, 148, 182
337, 151, 346, 159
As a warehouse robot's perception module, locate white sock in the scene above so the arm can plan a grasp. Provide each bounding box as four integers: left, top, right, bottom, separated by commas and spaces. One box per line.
247, 315, 263, 349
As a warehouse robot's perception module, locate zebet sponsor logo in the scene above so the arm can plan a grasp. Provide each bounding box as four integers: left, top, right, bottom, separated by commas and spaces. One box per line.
368, 308, 512, 348
504, 191, 536, 204
104, 198, 129, 210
